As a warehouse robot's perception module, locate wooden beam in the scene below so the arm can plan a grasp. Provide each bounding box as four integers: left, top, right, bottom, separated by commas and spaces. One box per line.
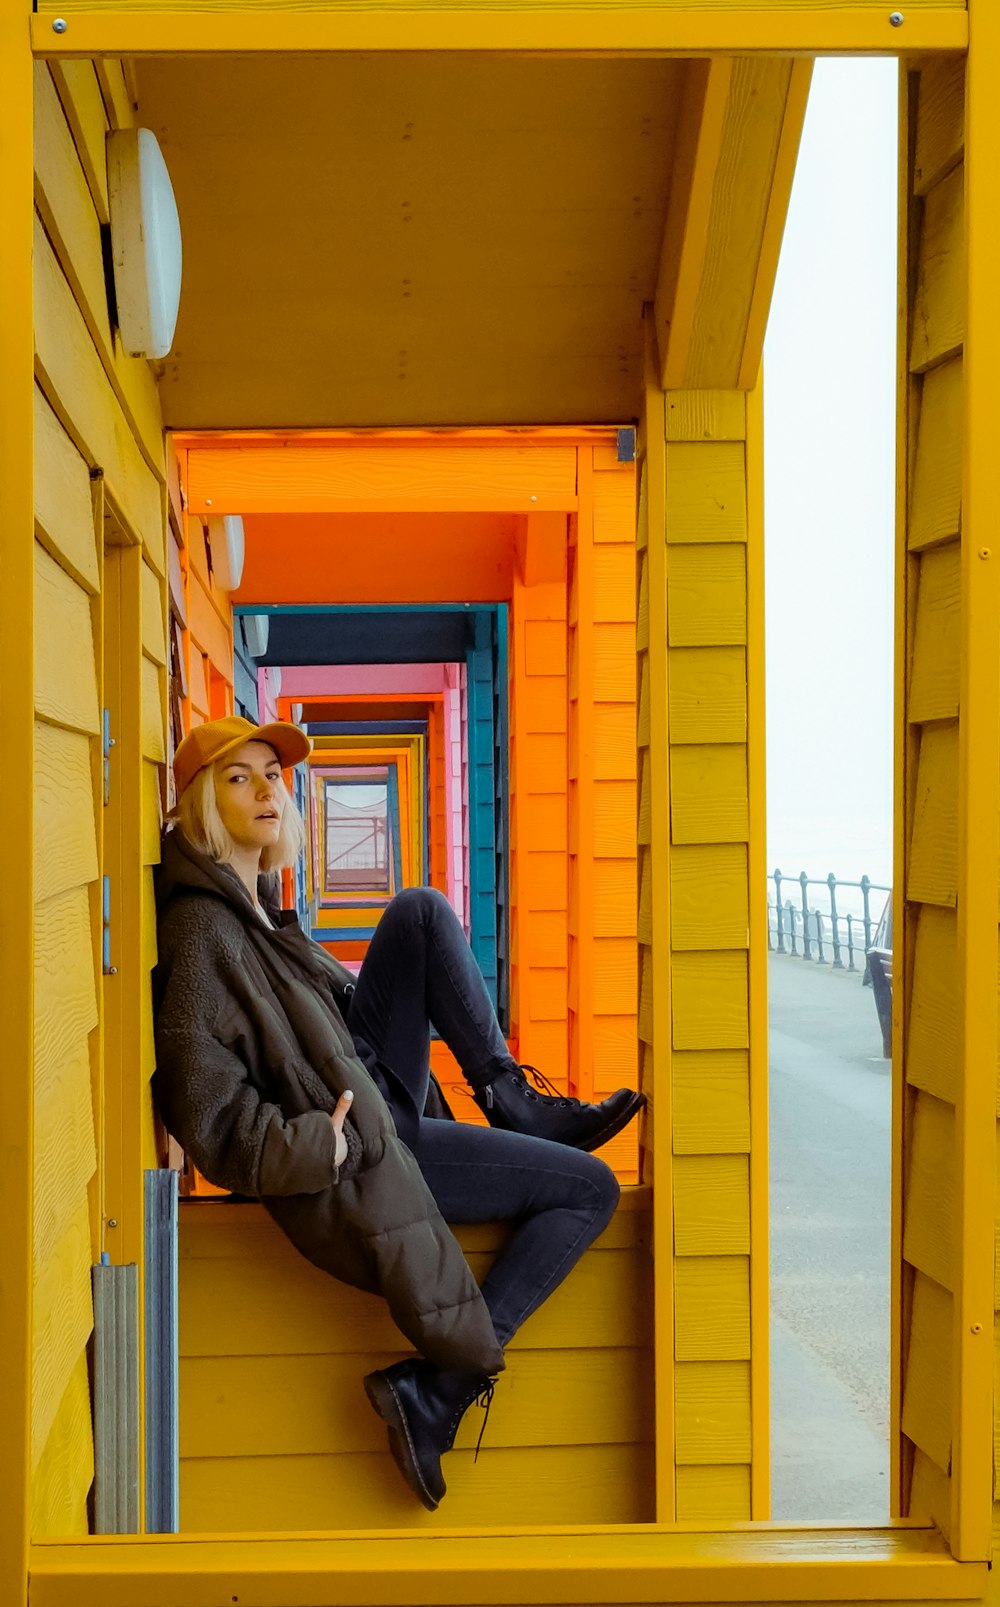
26, 1525, 988, 1607
655, 59, 733, 392
30, 7, 967, 59
737, 59, 813, 389
0, 2, 34, 1601
951, 0, 1000, 1562
656, 56, 811, 393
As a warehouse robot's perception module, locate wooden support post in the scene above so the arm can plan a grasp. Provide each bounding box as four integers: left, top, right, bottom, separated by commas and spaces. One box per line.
0, 5, 33, 1600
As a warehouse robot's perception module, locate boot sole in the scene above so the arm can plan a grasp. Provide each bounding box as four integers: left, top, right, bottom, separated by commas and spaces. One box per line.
577, 1090, 646, 1154
363, 1371, 442, 1511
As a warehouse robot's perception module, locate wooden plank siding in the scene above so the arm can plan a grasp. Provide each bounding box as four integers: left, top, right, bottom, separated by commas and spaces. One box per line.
639, 360, 761, 1519
567, 450, 639, 1181
31, 57, 168, 1534
176, 1194, 653, 1530
897, 54, 978, 1547
509, 552, 570, 1086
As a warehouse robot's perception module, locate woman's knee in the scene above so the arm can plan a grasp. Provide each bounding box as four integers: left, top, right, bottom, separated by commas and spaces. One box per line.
583, 1153, 620, 1228
389, 885, 455, 926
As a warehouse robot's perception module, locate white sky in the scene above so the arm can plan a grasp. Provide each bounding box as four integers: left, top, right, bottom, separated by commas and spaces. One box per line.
763, 57, 898, 890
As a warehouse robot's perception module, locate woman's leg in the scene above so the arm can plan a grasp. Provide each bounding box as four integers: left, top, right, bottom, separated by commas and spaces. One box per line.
348, 884, 644, 1152
409, 1117, 620, 1345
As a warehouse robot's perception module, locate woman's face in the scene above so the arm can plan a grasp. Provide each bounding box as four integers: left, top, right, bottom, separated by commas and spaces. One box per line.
213, 740, 286, 853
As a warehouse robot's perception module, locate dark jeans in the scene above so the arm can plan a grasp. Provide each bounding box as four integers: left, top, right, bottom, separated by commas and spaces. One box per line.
347, 887, 620, 1351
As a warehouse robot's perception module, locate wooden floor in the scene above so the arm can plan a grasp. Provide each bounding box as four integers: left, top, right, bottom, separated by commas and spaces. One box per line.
178, 1187, 653, 1531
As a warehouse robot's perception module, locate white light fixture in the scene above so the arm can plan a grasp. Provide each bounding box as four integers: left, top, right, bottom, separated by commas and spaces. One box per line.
207, 516, 245, 591
107, 128, 183, 360
242, 614, 270, 658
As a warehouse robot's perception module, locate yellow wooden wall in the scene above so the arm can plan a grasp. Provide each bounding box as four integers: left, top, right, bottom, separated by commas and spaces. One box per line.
568, 448, 639, 1181
31, 56, 167, 1534
638, 359, 764, 1520
176, 1193, 653, 1530
897, 54, 967, 1536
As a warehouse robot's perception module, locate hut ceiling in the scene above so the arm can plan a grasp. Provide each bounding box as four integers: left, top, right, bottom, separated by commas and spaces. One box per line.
134, 55, 800, 427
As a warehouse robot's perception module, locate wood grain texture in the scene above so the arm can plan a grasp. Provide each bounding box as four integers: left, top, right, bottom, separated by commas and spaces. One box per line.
674, 1359, 751, 1464
671, 950, 748, 1050
141, 558, 167, 666
33, 214, 164, 566
906, 904, 959, 1106
33, 384, 98, 592
593, 780, 636, 858
34, 883, 97, 1028
684, 57, 793, 388
668, 647, 746, 745
908, 1443, 953, 1539
907, 719, 958, 908
34, 543, 100, 735
594, 859, 636, 938
33, 1034, 96, 1274
667, 543, 746, 646
670, 843, 748, 951
29, 1350, 93, 1537
672, 1050, 751, 1155
674, 1256, 750, 1360
181, 1347, 653, 1460
665, 391, 746, 444
34, 721, 98, 902
593, 623, 636, 701
903, 1091, 955, 1292
188, 443, 578, 514
592, 704, 637, 781
180, 1441, 654, 1534
675, 1461, 751, 1520
908, 541, 959, 722
901, 1268, 953, 1476
909, 355, 961, 552
674, 1155, 749, 1256
180, 1239, 650, 1358
910, 163, 964, 374
665, 442, 747, 543
669, 743, 749, 845
593, 543, 636, 623
32, 1193, 93, 1474
47, 59, 110, 224
914, 56, 965, 197
140, 657, 166, 762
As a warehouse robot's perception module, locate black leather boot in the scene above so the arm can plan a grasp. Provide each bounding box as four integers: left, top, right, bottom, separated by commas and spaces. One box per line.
363, 1359, 497, 1510
473, 1064, 645, 1153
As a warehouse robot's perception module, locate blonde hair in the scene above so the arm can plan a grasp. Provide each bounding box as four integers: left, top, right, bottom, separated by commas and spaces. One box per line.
174, 758, 307, 872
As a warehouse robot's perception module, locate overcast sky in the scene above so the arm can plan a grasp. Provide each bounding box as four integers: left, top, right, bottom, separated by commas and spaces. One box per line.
763, 57, 898, 891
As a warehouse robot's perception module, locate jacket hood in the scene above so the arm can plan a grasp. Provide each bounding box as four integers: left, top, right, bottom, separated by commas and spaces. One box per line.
156, 827, 281, 921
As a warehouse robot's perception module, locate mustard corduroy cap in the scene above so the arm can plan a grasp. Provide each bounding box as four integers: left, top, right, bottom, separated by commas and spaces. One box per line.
173, 716, 312, 799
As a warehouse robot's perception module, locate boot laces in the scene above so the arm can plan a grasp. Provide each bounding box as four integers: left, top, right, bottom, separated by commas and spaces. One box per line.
518, 1064, 581, 1110
472, 1377, 497, 1462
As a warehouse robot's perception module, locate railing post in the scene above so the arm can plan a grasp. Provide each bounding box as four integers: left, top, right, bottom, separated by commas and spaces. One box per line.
786, 899, 798, 956
814, 908, 826, 964
860, 873, 873, 953
846, 912, 857, 972
827, 872, 844, 968
774, 868, 785, 952
799, 871, 812, 959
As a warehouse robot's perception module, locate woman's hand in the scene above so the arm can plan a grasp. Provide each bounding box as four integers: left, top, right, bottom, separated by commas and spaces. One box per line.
331, 1090, 354, 1170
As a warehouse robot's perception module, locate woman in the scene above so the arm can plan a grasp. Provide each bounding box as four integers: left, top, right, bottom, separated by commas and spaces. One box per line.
152, 715, 644, 1510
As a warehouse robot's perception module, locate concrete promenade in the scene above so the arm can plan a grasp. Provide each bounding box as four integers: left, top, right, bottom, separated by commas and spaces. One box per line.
768, 950, 891, 1520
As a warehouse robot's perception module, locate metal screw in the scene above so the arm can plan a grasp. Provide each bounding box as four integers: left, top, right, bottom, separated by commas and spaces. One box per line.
205, 497, 213, 505
889, 11, 904, 24
106, 966, 118, 976
52, 16, 67, 30
530, 495, 537, 503
108, 1219, 118, 1229
971, 1322, 983, 1334
979, 547, 992, 560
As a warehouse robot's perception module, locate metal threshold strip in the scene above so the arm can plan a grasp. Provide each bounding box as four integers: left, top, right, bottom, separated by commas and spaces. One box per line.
29, 1524, 987, 1607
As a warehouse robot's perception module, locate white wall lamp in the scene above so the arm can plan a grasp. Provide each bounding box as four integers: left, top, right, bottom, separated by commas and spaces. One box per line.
242, 615, 270, 658
207, 516, 246, 591
106, 128, 183, 360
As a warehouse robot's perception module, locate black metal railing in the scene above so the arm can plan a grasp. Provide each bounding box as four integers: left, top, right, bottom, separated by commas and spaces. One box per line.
767, 869, 890, 971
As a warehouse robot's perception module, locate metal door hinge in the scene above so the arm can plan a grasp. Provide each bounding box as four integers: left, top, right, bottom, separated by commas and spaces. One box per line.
102, 876, 117, 976
102, 709, 116, 806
